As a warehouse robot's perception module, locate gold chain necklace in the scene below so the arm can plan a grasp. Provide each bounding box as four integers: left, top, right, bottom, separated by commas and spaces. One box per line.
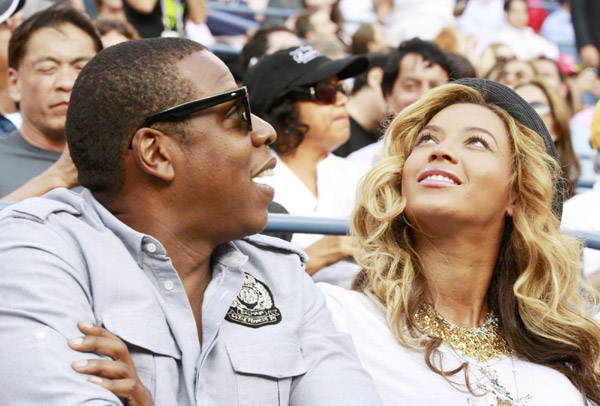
414, 303, 512, 362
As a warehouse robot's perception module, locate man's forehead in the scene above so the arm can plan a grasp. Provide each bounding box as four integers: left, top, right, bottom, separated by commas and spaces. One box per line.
176, 50, 237, 98
21, 24, 96, 62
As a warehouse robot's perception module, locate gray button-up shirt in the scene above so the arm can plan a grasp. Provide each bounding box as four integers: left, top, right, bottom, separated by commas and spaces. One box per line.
0, 189, 382, 405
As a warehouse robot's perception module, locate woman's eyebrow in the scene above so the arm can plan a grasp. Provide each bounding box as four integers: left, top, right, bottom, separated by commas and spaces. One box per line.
420, 124, 442, 133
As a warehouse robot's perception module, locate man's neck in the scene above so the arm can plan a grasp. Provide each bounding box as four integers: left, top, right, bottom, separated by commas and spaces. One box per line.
0, 89, 16, 116
346, 93, 381, 134
20, 120, 65, 152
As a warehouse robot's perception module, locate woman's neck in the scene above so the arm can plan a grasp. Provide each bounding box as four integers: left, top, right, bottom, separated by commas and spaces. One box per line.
279, 145, 328, 197
415, 229, 503, 328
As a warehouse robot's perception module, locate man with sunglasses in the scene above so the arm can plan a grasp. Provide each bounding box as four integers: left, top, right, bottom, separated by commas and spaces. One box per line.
0, 38, 382, 405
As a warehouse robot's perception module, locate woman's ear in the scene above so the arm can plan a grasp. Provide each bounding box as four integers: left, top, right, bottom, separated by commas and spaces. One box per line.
506, 193, 517, 217
130, 128, 175, 182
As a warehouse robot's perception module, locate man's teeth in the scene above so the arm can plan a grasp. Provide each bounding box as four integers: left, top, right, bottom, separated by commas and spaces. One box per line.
423, 174, 456, 184
255, 168, 274, 179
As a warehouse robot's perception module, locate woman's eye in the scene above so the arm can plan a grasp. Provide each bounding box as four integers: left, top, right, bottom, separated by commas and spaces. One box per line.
467, 136, 490, 149
415, 133, 435, 145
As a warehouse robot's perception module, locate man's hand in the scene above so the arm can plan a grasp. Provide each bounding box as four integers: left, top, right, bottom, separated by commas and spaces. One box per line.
1, 144, 79, 201
69, 322, 154, 406
51, 144, 79, 189
304, 235, 355, 275
580, 45, 600, 69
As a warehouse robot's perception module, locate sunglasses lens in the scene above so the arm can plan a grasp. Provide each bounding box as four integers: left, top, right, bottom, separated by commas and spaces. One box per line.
529, 101, 551, 116
316, 82, 337, 104
294, 82, 348, 104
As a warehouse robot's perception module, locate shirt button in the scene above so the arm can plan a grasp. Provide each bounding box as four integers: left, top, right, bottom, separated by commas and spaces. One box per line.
164, 280, 174, 291
36, 331, 46, 340
145, 243, 157, 253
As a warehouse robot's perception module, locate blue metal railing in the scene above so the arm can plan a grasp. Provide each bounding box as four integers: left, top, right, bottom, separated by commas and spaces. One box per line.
264, 214, 600, 251
1, 201, 598, 250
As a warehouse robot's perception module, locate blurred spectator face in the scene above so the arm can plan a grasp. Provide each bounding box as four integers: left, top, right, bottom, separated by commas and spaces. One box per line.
101, 29, 130, 48
478, 44, 513, 77
295, 76, 351, 152
98, 0, 126, 21
387, 53, 448, 114
515, 84, 558, 141
497, 60, 535, 88
8, 24, 97, 139
370, 24, 388, 52
304, 0, 338, 8
532, 58, 568, 99
265, 30, 301, 54
506, 0, 529, 30
309, 9, 338, 41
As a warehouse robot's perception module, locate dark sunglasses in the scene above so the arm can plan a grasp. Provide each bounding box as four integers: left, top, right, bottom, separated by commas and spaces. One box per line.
292, 81, 348, 105
131, 86, 252, 147
529, 101, 551, 116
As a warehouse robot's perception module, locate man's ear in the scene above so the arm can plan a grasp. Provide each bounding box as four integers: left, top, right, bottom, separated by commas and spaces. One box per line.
367, 66, 384, 89
130, 128, 175, 182
7, 67, 21, 103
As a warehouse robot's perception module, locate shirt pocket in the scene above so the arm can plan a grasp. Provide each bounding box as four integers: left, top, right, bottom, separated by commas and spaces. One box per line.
226, 340, 307, 406
102, 311, 182, 399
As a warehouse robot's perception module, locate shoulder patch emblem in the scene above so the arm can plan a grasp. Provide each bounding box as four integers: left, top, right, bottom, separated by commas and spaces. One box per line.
225, 273, 282, 328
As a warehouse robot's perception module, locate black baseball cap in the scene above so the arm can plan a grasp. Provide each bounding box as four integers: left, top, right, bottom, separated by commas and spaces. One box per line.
0, 0, 24, 24
244, 45, 369, 117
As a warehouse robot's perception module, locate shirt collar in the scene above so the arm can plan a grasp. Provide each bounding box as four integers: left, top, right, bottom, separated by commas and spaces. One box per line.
80, 189, 165, 267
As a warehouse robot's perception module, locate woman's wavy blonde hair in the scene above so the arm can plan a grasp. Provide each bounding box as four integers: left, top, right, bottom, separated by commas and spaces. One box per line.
351, 83, 600, 402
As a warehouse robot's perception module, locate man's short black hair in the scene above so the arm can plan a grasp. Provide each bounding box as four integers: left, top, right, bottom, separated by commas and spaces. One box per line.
66, 38, 206, 201
240, 24, 295, 71
445, 52, 476, 80
381, 38, 453, 97
9, 3, 103, 70
351, 51, 391, 95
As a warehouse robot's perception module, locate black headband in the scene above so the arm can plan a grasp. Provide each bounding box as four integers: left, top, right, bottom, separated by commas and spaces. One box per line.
454, 78, 564, 219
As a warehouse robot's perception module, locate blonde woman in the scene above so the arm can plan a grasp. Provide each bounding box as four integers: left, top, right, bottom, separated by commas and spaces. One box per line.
320, 79, 600, 405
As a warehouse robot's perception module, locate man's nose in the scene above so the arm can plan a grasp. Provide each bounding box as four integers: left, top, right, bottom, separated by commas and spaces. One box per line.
55, 66, 78, 92
250, 114, 277, 147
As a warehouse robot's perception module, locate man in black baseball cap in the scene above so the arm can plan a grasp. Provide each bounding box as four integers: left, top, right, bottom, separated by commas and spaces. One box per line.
244, 46, 370, 287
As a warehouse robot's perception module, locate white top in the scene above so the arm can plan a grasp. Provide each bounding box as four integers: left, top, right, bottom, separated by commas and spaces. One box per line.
5, 112, 22, 129
384, 0, 455, 46
346, 139, 383, 167
319, 283, 587, 406
493, 24, 559, 61
457, 0, 506, 54
562, 175, 600, 277
259, 153, 370, 287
